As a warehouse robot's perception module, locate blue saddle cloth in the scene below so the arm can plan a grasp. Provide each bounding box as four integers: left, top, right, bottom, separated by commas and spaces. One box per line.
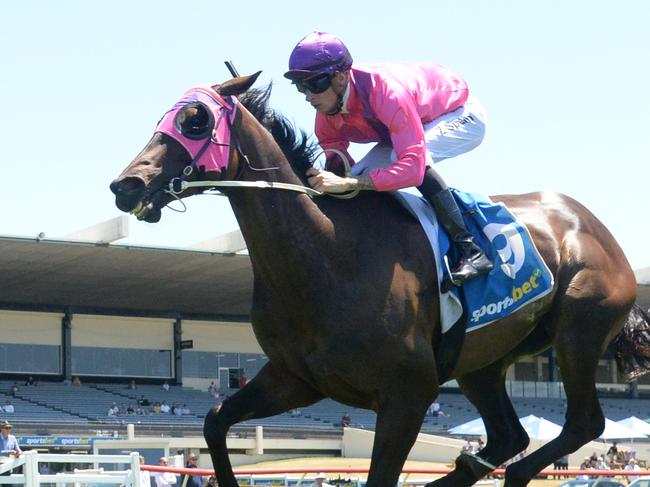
440, 189, 554, 331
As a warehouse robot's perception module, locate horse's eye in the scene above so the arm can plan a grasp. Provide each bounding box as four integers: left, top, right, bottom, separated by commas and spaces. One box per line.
174, 102, 214, 140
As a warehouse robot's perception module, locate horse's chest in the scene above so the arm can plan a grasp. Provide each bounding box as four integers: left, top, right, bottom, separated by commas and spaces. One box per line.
303, 351, 336, 379
299, 350, 372, 404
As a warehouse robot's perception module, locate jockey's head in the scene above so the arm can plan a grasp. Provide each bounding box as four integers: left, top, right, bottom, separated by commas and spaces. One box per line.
284, 31, 352, 115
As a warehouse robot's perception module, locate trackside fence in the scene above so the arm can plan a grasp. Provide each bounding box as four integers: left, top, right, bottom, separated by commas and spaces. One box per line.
3, 451, 650, 487
0, 451, 141, 487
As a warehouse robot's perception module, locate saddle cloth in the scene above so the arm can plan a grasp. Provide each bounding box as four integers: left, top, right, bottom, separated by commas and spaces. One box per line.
394, 188, 554, 333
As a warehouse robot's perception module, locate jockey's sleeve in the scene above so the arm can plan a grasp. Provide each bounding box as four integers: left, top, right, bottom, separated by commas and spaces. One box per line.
366, 84, 427, 192
316, 121, 354, 175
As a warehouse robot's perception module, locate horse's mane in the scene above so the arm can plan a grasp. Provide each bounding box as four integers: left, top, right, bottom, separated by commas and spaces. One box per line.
238, 84, 318, 176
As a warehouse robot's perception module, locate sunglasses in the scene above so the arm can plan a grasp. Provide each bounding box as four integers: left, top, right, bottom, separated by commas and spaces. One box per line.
293, 73, 332, 94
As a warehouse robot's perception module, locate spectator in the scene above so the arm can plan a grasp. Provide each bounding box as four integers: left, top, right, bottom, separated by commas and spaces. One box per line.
2, 401, 14, 414
312, 473, 335, 487
341, 413, 351, 427
0, 421, 21, 458
208, 381, 217, 396
138, 456, 151, 487
607, 442, 618, 464
181, 404, 191, 415
153, 457, 177, 487
290, 408, 302, 417
595, 456, 608, 470
238, 371, 248, 388
427, 402, 441, 416
107, 404, 119, 417
183, 454, 203, 487
152, 402, 161, 414
62, 378, 72, 386
126, 404, 135, 415
24, 376, 35, 386
138, 395, 151, 406
160, 401, 171, 414
461, 439, 473, 454
624, 458, 641, 482
129, 380, 137, 390
553, 454, 569, 479
162, 381, 170, 392
578, 457, 593, 480
72, 376, 82, 386
475, 438, 484, 452
9, 384, 18, 396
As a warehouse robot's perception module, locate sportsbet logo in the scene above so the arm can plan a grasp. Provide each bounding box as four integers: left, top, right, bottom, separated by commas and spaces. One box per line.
470, 268, 543, 323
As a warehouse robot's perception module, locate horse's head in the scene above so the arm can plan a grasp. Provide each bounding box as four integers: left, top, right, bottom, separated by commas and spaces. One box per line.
110, 72, 261, 222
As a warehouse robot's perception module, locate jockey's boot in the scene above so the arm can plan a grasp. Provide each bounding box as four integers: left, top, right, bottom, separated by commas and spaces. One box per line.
429, 188, 494, 289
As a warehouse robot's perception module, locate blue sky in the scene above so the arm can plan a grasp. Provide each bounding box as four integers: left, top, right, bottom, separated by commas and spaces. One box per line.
2, 1, 648, 269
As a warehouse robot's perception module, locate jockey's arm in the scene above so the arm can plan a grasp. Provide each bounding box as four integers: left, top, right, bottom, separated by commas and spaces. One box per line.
363, 93, 428, 192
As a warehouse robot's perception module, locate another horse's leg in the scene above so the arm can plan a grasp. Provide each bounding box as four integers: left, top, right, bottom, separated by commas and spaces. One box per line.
365, 391, 433, 487
427, 360, 529, 487
503, 300, 626, 487
203, 362, 323, 487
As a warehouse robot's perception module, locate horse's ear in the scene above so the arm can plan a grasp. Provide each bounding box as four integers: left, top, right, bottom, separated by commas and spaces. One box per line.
215, 71, 262, 97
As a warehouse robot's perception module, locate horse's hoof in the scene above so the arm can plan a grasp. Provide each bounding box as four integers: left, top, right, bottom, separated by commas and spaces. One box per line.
455, 452, 495, 479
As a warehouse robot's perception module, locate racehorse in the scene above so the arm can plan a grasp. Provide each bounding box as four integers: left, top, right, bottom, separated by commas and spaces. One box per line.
110, 73, 640, 487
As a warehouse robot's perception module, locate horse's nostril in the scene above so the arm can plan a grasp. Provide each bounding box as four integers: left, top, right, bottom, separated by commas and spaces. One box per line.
110, 177, 145, 195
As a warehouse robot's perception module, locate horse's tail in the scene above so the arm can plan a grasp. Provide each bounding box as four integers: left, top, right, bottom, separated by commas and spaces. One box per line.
612, 304, 650, 382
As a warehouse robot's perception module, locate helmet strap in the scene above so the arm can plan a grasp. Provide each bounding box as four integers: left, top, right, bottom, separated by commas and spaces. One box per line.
326, 94, 344, 115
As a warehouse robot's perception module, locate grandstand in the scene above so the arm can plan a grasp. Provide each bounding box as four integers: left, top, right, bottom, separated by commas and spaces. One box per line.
2, 377, 650, 438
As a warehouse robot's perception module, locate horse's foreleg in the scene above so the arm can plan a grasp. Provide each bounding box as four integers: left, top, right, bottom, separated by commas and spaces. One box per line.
203, 363, 323, 487
365, 393, 431, 487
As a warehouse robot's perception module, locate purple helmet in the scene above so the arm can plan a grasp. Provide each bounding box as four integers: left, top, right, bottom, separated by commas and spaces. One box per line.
284, 32, 353, 80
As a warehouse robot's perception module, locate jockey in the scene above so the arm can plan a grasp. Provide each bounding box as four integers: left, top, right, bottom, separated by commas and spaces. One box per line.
285, 31, 493, 288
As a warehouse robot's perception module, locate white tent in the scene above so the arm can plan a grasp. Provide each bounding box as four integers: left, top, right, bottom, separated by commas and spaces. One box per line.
448, 415, 563, 440
448, 417, 486, 436
616, 416, 650, 436
600, 418, 648, 440
518, 414, 563, 440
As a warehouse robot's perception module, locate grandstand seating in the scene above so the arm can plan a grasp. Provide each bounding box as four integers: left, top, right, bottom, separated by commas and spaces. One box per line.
2, 379, 648, 436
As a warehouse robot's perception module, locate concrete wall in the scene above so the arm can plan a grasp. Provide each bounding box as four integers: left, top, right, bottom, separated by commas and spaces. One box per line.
342, 428, 465, 464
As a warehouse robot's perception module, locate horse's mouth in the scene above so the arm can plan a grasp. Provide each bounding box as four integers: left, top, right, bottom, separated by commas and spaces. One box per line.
130, 197, 162, 223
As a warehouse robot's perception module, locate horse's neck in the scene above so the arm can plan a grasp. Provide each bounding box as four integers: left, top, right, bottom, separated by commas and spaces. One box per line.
228, 114, 334, 277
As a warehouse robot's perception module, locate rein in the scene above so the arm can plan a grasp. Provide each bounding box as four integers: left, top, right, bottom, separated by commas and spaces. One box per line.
165, 146, 360, 200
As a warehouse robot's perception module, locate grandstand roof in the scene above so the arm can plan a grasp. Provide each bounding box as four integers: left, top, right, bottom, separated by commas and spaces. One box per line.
1, 235, 648, 318
0, 235, 253, 318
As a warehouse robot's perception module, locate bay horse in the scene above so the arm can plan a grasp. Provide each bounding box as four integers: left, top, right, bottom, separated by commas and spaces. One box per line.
110, 73, 639, 487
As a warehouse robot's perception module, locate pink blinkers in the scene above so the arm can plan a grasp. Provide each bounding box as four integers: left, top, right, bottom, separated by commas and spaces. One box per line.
155, 86, 238, 175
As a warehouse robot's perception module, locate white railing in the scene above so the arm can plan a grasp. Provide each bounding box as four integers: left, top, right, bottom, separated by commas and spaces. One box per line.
0, 451, 142, 487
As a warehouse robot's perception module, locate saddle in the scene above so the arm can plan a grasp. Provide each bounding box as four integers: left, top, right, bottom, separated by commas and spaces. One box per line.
394, 189, 555, 383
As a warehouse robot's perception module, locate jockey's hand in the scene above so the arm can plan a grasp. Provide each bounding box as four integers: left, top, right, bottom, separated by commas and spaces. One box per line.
306, 168, 358, 193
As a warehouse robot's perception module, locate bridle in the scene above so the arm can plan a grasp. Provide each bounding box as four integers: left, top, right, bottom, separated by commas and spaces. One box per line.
158, 87, 359, 205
